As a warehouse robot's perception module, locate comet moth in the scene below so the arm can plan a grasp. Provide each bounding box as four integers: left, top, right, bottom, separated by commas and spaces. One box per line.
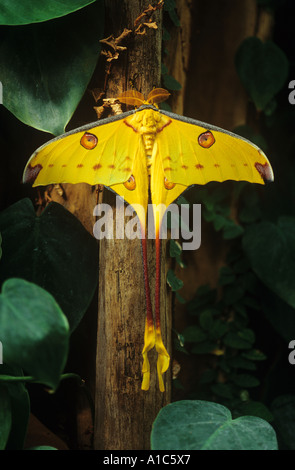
23, 88, 274, 392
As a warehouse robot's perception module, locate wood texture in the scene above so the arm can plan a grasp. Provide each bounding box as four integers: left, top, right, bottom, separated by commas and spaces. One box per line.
94, 0, 171, 450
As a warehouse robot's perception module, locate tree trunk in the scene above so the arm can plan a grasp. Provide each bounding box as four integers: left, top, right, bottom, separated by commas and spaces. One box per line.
94, 0, 172, 450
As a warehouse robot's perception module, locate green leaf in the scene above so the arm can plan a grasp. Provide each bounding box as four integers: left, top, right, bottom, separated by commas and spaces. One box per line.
168, 8, 180, 27
232, 256, 251, 274
176, 195, 190, 206
187, 285, 217, 315
242, 217, 295, 309
0, 1, 104, 134
260, 288, 295, 342
191, 341, 217, 354
151, 400, 278, 450
236, 401, 273, 422
0, 385, 12, 449
163, 0, 177, 11
1, 365, 30, 450
27, 446, 57, 450
159, 101, 172, 112
162, 74, 182, 91
222, 220, 244, 240
213, 214, 227, 231
162, 27, 171, 42
223, 284, 245, 305
218, 266, 236, 286
181, 325, 207, 344
167, 269, 184, 292
175, 291, 186, 304
271, 395, 295, 449
239, 204, 262, 224
199, 310, 214, 331
235, 37, 289, 111
211, 383, 234, 399
209, 319, 228, 340
169, 239, 182, 258
0, 278, 69, 390
0, 199, 99, 331
223, 329, 255, 349
242, 349, 267, 361
227, 356, 256, 371
0, 0, 96, 25
161, 63, 169, 75
169, 240, 185, 267
230, 373, 260, 388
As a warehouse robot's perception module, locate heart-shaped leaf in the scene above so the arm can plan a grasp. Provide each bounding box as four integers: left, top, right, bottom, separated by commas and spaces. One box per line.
0, 365, 30, 450
235, 37, 289, 111
0, 278, 69, 390
151, 400, 278, 450
0, 198, 99, 331
0, 1, 104, 135
242, 217, 295, 309
0, 0, 96, 25
271, 395, 295, 450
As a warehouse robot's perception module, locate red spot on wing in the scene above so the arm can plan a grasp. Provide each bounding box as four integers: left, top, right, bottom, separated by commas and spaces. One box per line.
195, 164, 204, 169
214, 163, 220, 168
62, 164, 67, 167
124, 174, 136, 190
77, 164, 83, 168
93, 164, 102, 170
182, 165, 188, 170
122, 167, 132, 172
198, 131, 215, 148
244, 163, 248, 166
80, 132, 98, 150
164, 167, 173, 172
49, 164, 54, 167
255, 162, 273, 182
108, 164, 115, 169
164, 177, 175, 190
163, 156, 172, 161
23, 163, 43, 184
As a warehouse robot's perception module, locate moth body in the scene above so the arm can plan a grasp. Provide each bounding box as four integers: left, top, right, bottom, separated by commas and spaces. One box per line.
123, 107, 172, 176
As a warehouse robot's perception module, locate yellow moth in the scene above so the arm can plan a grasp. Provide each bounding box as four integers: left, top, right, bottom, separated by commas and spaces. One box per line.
23, 88, 274, 392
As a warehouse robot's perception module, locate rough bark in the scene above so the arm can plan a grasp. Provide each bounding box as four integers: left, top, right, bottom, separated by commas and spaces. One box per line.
93, 0, 171, 450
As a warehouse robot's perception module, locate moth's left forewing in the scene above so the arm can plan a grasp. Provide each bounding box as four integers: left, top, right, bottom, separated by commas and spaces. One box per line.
157, 110, 274, 187
23, 112, 140, 188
